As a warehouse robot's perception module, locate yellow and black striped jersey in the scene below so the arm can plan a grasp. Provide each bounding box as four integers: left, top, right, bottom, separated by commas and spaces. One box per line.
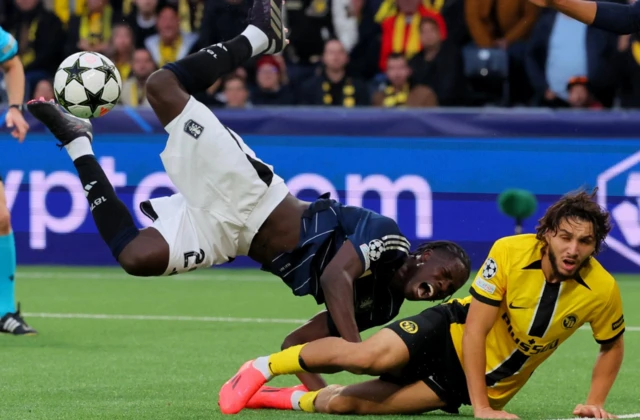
448, 234, 625, 409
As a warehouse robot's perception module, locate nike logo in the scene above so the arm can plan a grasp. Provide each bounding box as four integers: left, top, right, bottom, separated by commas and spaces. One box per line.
509, 302, 527, 310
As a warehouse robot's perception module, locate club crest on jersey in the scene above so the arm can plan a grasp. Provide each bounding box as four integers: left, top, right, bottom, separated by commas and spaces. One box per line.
368, 239, 385, 261
481, 257, 498, 279
562, 314, 578, 329
399, 320, 418, 334
184, 119, 204, 139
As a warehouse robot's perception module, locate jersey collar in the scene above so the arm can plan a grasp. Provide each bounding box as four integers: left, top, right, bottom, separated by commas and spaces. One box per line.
522, 260, 590, 290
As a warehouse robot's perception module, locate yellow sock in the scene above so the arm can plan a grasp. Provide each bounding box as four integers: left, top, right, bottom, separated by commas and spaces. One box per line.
267, 344, 307, 376
299, 390, 320, 413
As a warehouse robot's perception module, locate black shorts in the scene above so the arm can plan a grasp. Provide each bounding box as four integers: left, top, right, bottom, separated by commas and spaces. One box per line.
381, 302, 470, 413
327, 310, 395, 337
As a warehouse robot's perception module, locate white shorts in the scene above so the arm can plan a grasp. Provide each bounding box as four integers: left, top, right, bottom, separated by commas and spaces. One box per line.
141, 97, 289, 276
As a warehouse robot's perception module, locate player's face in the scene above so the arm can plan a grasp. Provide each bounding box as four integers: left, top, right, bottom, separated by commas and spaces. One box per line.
544, 218, 596, 280
402, 252, 468, 301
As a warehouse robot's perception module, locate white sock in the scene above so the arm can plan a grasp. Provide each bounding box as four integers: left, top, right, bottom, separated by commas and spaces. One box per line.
290, 391, 306, 411
252, 356, 274, 380
65, 136, 94, 161
242, 25, 269, 57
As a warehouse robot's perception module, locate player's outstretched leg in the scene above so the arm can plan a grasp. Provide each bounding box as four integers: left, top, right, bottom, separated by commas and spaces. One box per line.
218, 329, 409, 414
145, 0, 286, 126
26, 100, 169, 276
245, 380, 446, 415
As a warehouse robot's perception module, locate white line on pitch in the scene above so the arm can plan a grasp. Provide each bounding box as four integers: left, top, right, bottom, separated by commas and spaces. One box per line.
19, 312, 640, 331
16, 271, 275, 282
550, 413, 640, 420
23, 312, 308, 324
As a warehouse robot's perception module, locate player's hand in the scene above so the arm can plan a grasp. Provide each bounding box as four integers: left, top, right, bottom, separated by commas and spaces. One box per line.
474, 407, 520, 419
573, 404, 617, 419
5, 107, 29, 142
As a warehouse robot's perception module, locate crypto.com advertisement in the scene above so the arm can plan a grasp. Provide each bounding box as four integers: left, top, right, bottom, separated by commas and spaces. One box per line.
2, 112, 640, 272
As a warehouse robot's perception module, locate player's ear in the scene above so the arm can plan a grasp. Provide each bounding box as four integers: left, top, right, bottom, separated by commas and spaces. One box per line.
418, 249, 433, 262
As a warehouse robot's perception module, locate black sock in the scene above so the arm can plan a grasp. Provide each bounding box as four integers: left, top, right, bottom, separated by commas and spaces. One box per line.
73, 155, 139, 259
163, 36, 253, 95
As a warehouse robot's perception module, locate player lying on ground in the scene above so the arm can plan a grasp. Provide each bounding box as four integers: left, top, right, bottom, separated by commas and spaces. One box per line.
0, 25, 34, 335
528, 0, 640, 34
25, 0, 471, 384
220, 189, 625, 419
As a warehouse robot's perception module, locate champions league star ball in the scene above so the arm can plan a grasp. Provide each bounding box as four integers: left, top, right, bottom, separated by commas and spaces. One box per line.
53, 52, 122, 119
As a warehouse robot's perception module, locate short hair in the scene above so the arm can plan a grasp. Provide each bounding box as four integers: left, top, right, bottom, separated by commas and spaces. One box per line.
412, 240, 471, 277
387, 52, 407, 62
535, 187, 612, 255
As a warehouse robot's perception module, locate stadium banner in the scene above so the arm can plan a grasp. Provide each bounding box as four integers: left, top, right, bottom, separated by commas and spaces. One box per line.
1, 107, 640, 273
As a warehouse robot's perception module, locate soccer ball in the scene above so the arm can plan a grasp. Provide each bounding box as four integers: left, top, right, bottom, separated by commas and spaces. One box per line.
53, 52, 122, 119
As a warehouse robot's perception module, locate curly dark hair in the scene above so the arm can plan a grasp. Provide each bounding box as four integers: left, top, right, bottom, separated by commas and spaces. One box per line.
411, 240, 472, 278
535, 188, 612, 255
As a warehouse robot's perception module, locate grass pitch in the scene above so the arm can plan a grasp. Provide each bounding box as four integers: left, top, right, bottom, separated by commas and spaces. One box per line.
1, 266, 639, 420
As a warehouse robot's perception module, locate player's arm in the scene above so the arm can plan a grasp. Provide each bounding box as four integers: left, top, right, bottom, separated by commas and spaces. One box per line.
319, 240, 363, 343
463, 299, 501, 416
574, 281, 626, 418
463, 244, 518, 419
531, 0, 640, 34
0, 41, 29, 142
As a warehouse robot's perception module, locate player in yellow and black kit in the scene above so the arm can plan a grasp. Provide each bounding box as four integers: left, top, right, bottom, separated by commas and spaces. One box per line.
219, 188, 625, 419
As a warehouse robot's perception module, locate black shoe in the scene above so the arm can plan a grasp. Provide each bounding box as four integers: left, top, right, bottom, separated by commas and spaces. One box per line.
0, 304, 37, 336
27, 99, 93, 147
249, 0, 286, 54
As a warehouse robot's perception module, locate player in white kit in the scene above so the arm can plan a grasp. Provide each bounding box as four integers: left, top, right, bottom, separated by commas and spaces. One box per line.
27, 0, 300, 277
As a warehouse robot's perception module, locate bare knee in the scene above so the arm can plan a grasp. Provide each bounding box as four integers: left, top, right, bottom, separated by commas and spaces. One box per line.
281, 333, 305, 350
117, 247, 162, 277
325, 389, 360, 414
0, 206, 11, 235
146, 69, 178, 107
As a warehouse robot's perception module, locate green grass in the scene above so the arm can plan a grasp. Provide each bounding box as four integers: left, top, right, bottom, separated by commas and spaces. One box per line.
1, 266, 639, 419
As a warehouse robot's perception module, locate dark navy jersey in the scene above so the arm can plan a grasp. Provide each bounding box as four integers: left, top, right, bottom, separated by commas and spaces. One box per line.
263, 194, 411, 331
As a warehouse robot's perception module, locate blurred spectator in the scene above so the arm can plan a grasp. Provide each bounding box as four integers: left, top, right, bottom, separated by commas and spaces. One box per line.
566, 76, 602, 109
378, 0, 447, 71
48, 0, 85, 25
464, 0, 538, 49
125, 0, 159, 49
465, 0, 539, 104
372, 53, 437, 106
144, 5, 199, 67
526, 10, 617, 107
375, 0, 467, 46
223, 75, 250, 109
409, 16, 465, 105
252, 56, 296, 106
7, 0, 65, 96
164, 0, 205, 34
615, 33, 640, 108
298, 39, 370, 106
109, 23, 135, 81
65, 0, 118, 57
347, 0, 384, 81
32, 78, 54, 100
120, 48, 156, 107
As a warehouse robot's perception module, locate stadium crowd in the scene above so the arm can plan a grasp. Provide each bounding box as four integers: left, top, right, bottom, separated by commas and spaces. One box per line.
0, 0, 638, 109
